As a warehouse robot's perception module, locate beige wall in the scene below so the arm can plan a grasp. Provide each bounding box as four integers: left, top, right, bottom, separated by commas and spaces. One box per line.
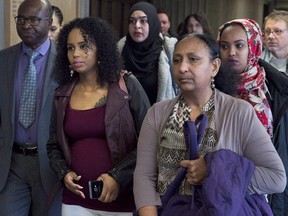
49, 0, 78, 24
206, 0, 266, 38
4, 0, 23, 47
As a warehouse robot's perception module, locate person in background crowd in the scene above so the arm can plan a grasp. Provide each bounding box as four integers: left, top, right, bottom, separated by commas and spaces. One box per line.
261, 10, 288, 75
176, 22, 184, 36
133, 33, 286, 216
118, 2, 178, 105
47, 16, 150, 216
157, 8, 178, 38
178, 12, 213, 37
0, 0, 61, 215
48, 5, 63, 42
218, 18, 288, 216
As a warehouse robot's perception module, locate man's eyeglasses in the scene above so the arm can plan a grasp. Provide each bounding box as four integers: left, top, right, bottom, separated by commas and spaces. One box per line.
264, 28, 288, 36
14, 16, 50, 26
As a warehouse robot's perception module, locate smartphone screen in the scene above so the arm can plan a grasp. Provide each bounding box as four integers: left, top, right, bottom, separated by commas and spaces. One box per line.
88, 180, 103, 199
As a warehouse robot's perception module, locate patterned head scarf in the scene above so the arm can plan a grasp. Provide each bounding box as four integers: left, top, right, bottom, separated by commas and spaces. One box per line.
218, 18, 273, 137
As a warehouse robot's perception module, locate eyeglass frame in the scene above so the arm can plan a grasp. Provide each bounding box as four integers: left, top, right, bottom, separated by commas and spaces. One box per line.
263, 28, 288, 36
14, 15, 51, 26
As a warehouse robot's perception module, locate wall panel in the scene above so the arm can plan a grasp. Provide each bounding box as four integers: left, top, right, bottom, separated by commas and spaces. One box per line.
89, 0, 280, 39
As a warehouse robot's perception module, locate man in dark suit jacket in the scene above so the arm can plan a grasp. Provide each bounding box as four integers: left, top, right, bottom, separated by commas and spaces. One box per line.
0, 0, 61, 215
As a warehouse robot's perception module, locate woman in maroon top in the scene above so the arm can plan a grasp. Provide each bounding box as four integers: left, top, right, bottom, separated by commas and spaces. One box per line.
47, 17, 150, 215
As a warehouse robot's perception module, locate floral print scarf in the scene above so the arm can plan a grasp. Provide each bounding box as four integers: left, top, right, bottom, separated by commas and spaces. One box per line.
218, 18, 273, 137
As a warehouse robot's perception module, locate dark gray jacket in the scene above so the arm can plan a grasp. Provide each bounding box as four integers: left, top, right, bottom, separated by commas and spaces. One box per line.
259, 59, 288, 216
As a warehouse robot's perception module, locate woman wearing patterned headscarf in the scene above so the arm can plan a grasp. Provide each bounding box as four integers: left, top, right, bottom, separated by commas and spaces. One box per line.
218, 18, 273, 137
118, 2, 177, 104
218, 18, 288, 215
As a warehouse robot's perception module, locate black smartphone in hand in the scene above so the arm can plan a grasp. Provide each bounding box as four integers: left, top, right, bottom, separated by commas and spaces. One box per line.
88, 180, 103, 199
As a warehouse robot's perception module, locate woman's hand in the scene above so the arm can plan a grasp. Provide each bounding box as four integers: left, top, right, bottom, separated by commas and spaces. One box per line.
97, 173, 120, 203
180, 155, 207, 185
63, 171, 85, 198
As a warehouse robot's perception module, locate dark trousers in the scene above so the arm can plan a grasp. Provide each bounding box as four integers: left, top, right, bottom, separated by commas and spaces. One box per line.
269, 185, 288, 216
0, 152, 49, 216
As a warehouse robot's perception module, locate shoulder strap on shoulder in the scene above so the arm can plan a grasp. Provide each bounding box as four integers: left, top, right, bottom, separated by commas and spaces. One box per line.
119, 70, 130, 93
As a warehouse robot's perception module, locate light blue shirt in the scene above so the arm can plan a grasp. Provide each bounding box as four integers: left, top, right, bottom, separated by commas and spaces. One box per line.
261, 48, 288, 75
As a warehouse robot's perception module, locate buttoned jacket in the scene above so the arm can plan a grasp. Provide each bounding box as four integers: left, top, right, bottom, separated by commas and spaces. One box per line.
0, 41, 58, 194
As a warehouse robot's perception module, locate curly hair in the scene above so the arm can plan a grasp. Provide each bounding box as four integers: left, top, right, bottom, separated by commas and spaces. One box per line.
54, 16, 122, 86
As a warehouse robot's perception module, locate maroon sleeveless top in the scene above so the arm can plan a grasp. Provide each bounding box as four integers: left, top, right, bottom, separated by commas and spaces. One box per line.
62, 104, 134, 211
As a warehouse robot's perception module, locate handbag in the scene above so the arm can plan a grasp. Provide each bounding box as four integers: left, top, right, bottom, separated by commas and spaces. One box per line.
133, 114, 208, 216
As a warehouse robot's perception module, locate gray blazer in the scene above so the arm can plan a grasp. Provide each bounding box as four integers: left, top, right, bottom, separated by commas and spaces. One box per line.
0, 41, 58, 195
